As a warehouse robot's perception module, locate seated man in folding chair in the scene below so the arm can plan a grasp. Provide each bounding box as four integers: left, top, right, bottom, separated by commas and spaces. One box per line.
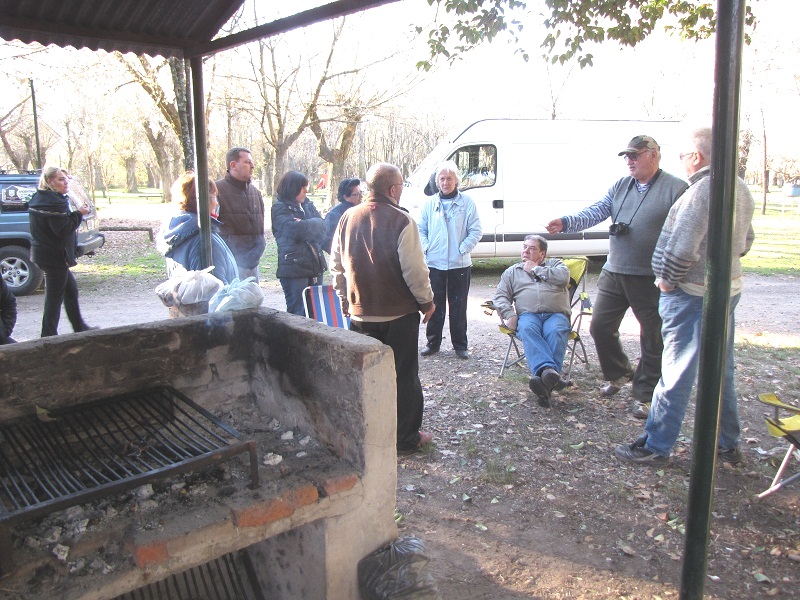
492, 235, 571, 408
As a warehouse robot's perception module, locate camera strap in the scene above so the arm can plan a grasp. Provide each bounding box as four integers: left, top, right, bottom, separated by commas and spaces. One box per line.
612, 169, 662, 226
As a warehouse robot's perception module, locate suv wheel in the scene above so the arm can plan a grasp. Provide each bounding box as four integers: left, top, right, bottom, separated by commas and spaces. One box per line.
0, 245, 44, 296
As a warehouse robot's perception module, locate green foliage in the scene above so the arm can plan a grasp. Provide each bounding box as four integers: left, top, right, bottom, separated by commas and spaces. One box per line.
419, 0, 756, 70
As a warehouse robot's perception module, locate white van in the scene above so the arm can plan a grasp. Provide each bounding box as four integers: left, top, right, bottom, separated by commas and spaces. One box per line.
402, 119, 686, 258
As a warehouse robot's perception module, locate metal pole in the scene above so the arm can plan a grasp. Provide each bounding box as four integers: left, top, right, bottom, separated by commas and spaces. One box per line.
189, 56, 212, 269
29, 79, 42, 170
679, 1, 746, 598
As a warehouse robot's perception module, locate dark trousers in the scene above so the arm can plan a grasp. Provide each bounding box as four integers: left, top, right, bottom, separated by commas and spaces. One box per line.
589, 270, 663, 403
426, 266, 471, 352
280, 275, 321, 316
41, 267, 87, 337
352, 313, 424, 451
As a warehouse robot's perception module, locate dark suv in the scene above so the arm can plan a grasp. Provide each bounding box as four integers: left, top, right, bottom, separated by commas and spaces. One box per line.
0, 171, 105, 295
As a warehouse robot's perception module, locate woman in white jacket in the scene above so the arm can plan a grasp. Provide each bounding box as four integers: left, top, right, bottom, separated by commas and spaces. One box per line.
417, 160, 482, 359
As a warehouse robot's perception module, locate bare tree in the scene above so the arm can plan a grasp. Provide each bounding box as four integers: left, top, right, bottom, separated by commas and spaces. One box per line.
0, 97, 30, 171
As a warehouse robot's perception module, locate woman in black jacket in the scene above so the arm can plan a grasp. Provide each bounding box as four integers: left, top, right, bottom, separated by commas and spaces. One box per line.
28, 166, 95, 336
270, 171, 326, 315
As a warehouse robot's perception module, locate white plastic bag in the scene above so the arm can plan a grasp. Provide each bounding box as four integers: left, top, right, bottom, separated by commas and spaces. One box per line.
209, 277, 264, 312
155, 267, 224, 307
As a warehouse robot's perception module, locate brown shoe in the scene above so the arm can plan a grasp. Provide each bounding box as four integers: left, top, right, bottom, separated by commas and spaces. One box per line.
600, 370, 634, 397
632, 401, 650, 419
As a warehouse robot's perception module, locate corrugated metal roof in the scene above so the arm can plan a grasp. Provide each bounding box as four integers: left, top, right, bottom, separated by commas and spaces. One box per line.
0, 0, 245, 57
0, 0, 400, 58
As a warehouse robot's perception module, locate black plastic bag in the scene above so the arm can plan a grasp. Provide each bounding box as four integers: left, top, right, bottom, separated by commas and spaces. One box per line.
358, 536, 441, 600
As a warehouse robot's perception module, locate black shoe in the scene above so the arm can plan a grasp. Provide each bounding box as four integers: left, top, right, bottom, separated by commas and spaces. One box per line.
529, 376, 551, 407
614, 436, 669, 466
718, 446, 743, 464
75, 324, 99, 332
541, 367, 561, 391
420, 346, 439, 357
455, 349, 470, 360
553, 377, 569, 392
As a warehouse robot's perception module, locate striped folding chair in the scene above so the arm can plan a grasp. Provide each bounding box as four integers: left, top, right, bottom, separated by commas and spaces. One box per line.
303, 285, 350, 329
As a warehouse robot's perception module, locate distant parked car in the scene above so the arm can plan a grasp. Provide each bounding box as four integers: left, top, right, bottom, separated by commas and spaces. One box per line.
0, 171, 105, 295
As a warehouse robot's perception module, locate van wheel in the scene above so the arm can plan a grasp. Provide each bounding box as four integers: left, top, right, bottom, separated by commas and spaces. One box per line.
0, 245, 44, 296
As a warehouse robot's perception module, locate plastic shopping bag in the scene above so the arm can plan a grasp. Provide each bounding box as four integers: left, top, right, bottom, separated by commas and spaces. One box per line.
358, 536, 441, 600
209, 277, 264, 312
155, 266, 224, 307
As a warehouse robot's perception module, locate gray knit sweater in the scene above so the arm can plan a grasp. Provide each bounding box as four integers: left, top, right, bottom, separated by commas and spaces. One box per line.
652, 166, 755, 295
561, 169, 688, 276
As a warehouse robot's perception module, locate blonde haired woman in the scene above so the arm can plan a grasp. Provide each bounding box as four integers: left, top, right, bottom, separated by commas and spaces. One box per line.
28, 166, 95, 336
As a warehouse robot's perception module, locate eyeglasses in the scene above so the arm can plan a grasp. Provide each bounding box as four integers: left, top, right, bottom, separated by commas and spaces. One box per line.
623, 150, 651, 162
679, 151, 696, 160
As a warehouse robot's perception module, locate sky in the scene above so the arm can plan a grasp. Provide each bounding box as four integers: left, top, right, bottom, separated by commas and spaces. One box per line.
231, 0, 800, 159
1, 0, 799, 169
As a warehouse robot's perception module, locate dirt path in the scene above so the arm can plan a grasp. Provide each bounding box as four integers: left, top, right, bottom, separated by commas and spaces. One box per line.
8, 265, 800, 599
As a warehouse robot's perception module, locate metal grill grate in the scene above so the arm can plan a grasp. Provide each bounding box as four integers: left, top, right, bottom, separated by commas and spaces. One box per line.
113, 549, 267, 600
0, 386, 259, 574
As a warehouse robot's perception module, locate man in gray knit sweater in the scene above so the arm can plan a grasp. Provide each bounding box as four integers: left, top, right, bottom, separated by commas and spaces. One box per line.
615, 127, 755, 466
547, 135, 688, 418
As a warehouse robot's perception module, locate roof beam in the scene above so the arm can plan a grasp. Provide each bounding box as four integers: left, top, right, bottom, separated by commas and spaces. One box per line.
187, 0, 401, 58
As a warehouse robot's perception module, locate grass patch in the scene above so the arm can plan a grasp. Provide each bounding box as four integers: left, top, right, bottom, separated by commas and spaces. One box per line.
482, 460, 517, 485
742, 198, 800, 276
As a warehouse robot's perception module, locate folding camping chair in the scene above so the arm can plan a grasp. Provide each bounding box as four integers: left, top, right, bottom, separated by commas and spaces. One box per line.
564, 257, 592, 381
755, 392, 800, 498
303, 284, 350, 329
482, 257, 591, 381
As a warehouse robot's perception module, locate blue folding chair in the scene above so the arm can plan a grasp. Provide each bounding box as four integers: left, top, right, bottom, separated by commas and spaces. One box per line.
303, 285, 350, 329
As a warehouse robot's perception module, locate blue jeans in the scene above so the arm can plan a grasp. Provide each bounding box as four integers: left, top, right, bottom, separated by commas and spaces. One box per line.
517, 312, 570, 376
280, 276, 321, 316
644, 290, 741, 456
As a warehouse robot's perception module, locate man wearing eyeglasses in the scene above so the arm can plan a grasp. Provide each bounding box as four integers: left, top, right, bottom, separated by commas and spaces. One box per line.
330, 163, 436, 455
615, 127, 755, 466
546, 135, 688, 418
492, 234, 571, 407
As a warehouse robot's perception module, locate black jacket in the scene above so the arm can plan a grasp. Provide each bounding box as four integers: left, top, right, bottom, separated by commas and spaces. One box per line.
0, 277, 16, 343
271, 197, 326, 279
28, 189, 83, 269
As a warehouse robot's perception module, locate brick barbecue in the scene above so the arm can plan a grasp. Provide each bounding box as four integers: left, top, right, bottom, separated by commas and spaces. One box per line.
0, 308, 398, 599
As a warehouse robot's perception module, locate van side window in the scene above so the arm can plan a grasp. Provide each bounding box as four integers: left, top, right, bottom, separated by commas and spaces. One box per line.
450, 145, 496, 191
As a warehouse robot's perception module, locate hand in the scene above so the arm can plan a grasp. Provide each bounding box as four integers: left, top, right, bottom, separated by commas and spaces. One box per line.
79, 204, 91, 215
505, 315, 518, 331
422, 304, 435, 324
658, 281, 676, 292
545, 219, 563, 234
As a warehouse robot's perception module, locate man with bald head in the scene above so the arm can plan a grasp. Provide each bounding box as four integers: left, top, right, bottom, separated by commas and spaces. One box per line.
330, 162, 436, 454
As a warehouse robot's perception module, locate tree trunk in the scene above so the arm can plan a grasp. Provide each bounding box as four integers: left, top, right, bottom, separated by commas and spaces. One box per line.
169, 57, 194, 170
761, 109, 768, 215
125, 156, 138, 193
737, 128, 752, 179
143, 121, 172, 202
